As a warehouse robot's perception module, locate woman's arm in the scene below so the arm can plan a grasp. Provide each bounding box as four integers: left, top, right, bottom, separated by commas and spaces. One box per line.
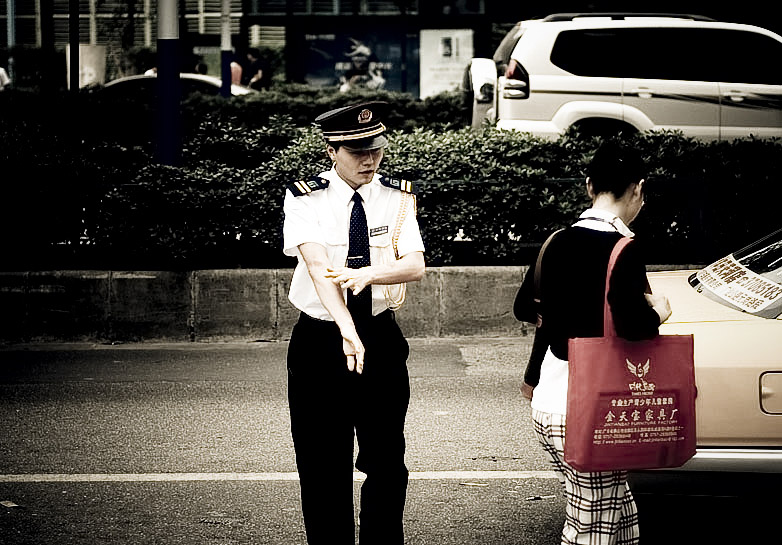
513, 265, 538, 324
609, 241, 668, 340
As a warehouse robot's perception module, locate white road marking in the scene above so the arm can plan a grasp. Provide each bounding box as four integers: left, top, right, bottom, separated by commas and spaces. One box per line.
0, 470, 557, 483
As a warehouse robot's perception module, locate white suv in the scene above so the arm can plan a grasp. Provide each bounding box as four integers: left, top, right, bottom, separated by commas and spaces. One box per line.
467, 13, 782, 140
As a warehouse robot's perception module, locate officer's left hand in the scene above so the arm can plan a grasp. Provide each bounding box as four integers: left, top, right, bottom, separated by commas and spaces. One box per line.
325, 267, 372, 295
341, 329, 365, 374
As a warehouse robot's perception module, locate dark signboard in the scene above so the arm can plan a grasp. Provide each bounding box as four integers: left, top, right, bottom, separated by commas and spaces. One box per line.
302, 29, 420, 96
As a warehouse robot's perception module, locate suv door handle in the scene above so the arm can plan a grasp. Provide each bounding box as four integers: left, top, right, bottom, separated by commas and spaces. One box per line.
630, 88, 653, 99
723, 90, 747, 103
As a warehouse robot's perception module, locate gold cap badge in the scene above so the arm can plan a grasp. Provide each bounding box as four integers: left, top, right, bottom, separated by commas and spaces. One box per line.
358, 109, 373, 124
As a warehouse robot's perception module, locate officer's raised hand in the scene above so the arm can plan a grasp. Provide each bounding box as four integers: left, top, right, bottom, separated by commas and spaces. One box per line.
325, 266, 372, 296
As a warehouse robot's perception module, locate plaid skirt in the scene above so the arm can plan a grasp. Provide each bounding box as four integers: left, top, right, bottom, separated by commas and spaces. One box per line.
532, 409, 640, 545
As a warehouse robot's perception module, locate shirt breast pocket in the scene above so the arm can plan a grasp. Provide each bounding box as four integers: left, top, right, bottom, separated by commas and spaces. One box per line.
368, 230, 407, 310
369, 232, 395, 264
322, 227, 347, 267
323, 227, 347, 247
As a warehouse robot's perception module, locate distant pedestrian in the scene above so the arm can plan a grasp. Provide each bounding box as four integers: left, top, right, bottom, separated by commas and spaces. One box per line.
243, 47, 270, 90
282, 101, 426, 544
513, 140, 672, 545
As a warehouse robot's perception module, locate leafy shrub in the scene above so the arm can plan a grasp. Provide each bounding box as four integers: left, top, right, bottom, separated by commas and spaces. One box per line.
192, 85, 469, 133
2, 85, 780, 269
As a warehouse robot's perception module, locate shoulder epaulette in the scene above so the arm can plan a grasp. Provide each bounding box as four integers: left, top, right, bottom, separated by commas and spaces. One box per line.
287, 176, 330, 196
380, 176, 417, 194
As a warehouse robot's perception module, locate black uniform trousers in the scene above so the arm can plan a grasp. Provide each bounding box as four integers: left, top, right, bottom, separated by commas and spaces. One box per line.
287, 310, 411, 545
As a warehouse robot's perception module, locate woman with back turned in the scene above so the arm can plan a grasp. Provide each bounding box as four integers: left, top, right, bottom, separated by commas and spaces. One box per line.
514, 140, 672, 544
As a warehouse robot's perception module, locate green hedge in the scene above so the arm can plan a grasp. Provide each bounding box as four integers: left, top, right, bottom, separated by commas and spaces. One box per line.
189, 84, 472, 133
1, 87, 781, 270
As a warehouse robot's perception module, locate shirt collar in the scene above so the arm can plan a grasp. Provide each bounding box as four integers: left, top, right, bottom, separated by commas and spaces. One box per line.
324, 166, 376, 205
574, 207, 635, 237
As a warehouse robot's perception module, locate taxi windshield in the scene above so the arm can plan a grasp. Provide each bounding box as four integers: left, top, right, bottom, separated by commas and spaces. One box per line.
690, 227, 782, 319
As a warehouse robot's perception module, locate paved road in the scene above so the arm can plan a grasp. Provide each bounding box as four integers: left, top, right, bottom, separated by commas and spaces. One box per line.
0, 338, 775, 544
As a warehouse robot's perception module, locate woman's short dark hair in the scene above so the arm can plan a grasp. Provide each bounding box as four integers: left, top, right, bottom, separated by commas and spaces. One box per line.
587, 140, 646, 199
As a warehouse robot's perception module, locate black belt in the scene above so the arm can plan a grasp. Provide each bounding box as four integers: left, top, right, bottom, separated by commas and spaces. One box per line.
299, 308, 395, 325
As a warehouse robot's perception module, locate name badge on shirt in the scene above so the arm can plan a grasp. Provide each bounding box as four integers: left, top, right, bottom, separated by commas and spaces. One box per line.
370, 226, 389, 237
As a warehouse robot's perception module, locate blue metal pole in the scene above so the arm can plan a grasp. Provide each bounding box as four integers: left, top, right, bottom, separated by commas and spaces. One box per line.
157, 0, 181, 165
220, 0, 231, 97
6, 0, 15, 81
69, 0, 79, 92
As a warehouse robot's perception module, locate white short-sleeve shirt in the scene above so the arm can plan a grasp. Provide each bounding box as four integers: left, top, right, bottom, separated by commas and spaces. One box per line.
283, 167, 425, 321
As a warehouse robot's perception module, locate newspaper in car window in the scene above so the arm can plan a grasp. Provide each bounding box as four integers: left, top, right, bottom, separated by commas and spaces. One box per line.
696, 255, 782, 315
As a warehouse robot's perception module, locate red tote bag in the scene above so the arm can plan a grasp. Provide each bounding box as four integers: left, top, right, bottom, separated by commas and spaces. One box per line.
564, 237, 697, 472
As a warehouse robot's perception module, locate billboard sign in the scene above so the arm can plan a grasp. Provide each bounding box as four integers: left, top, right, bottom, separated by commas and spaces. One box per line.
303, 30, 419, 96
419, 29, 473, 98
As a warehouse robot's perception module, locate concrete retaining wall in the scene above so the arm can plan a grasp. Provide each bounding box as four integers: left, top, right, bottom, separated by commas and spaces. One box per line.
0, 267, 533, 343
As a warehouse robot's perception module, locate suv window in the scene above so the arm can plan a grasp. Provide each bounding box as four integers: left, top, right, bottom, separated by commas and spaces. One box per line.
713, 29, 782, 85
550, 30, 627, 78
551, 28, 782, 85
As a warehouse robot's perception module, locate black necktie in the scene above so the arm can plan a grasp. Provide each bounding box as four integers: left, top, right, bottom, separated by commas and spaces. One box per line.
347, 192, 371, 317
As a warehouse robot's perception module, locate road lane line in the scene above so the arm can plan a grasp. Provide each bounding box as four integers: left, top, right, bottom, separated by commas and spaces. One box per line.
0, 470, 557, 483
408, 471, 556, 480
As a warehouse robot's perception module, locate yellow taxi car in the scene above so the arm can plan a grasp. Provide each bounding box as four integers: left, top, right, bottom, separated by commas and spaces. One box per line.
647, 227, 782, 472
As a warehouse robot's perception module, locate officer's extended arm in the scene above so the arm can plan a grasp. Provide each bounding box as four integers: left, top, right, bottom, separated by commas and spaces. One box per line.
299, 242, 366, 373
325, 251, 425, 295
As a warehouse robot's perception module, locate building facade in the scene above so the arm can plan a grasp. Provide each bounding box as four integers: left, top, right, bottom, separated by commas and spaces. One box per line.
0, 1, 492, 50
3, 1, 778, 94
1, 0, 494, 94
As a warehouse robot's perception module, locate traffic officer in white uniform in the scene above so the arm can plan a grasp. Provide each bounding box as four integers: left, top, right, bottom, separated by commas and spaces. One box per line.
282, 101, 425, 544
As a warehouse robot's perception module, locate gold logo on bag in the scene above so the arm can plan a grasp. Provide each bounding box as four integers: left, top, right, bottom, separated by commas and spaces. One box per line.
626, 358, 656, 394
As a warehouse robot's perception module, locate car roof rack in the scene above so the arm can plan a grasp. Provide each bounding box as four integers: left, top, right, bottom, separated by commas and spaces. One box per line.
540, 13, 717, 22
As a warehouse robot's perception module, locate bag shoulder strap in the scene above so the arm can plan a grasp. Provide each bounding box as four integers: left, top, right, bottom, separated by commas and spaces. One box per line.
533, 228, 565, 304
603, 236, 634, 336
532, 228, 565, 328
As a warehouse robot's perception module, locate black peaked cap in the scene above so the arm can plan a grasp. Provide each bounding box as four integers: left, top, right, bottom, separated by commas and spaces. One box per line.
314, 101, 389, 150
